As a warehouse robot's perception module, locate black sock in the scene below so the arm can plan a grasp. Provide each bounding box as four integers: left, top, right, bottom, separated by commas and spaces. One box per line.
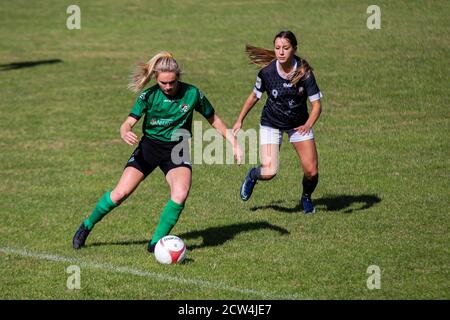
302, 174, 318, 198
249, 167, 261, 180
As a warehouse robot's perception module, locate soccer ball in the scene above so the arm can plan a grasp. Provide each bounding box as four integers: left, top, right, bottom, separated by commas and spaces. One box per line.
154, 235, 187, 264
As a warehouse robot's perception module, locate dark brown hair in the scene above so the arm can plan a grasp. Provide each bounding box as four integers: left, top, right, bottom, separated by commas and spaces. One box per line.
245, 31, 312, 85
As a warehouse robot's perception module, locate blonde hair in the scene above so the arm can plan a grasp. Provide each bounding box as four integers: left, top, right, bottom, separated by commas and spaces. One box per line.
245, 31, 312, 85
128, 51, 181, 93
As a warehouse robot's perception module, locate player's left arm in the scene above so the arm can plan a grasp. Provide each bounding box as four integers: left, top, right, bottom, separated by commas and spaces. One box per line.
296, 99, 322, 135
295, 71, 323, 135
208, 114, 243, 164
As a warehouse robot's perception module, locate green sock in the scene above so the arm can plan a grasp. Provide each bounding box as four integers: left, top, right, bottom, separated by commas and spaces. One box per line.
150, 199, 184, 245
83, 191, 118, 230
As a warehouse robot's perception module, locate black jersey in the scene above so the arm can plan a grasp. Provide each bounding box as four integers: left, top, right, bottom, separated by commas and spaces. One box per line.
253, 57, 322, 130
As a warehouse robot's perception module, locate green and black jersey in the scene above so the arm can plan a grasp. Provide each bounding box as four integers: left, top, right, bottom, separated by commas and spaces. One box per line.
129, 82, 215, 142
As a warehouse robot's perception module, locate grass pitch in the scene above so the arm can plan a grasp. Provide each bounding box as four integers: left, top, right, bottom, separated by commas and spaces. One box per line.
0, 0, 449, 299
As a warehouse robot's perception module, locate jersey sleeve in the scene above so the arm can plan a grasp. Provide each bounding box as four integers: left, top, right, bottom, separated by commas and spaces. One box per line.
303, 72, 323, 102
129, 91, 149, 120
195, 90, 215, 119
253, 70, 266, 99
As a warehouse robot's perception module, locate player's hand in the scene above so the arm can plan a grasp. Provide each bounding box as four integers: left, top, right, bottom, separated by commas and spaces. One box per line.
232, 121, 242, 137
295, 124, 311, 136
121, 131, 139, 146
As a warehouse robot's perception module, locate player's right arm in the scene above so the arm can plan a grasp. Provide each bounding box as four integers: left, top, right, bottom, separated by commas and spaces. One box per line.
123, 88, 151, 145
120, 116, 139, 146
232, 91, 259, 136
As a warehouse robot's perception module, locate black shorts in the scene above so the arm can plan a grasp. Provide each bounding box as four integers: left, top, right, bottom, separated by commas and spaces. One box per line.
124, 137, 192, 177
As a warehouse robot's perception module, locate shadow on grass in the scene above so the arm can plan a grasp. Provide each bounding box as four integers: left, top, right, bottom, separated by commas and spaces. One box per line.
88, 221, 289, 251
179, 221, 289, 251
0, 59, 62, 71
250, 194, 381, 214
88, 239, 147, 248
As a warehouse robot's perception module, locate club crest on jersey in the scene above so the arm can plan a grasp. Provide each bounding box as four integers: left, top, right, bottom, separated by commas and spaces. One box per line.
180, 103, 190, 113
298, 87, 304, 94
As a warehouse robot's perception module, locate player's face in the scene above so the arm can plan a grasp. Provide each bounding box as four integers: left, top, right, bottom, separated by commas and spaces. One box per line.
157, 72, 179, 96
274, 38, 296, 65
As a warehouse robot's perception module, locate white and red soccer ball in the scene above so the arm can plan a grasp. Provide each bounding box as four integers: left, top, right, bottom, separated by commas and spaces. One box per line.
154, 235, 186, 264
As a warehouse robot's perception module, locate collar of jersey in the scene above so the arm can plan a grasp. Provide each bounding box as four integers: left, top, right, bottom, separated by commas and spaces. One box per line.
276, 60, 298, 80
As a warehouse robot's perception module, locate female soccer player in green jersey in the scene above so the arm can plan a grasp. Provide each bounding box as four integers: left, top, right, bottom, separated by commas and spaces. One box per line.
72, 52, 242, 253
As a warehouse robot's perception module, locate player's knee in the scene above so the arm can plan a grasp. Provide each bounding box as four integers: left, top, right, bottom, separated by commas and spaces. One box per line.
304, 169, 318, 180
110, 189, 129, 204
171, 187, 190, 204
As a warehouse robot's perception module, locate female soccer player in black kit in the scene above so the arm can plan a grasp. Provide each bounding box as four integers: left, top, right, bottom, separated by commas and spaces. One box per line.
233, 31, 323, 214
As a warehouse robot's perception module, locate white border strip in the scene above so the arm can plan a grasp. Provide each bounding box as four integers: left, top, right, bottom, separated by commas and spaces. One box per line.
0, 246, 303, 300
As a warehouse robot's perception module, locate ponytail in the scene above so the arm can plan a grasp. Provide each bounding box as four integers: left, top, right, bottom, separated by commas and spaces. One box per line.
128, 51, 181, 93
245, 44, 276, 67
290, 58, 312, 85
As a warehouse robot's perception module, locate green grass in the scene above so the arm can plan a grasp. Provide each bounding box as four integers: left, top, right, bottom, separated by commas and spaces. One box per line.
0, 0, 449, 299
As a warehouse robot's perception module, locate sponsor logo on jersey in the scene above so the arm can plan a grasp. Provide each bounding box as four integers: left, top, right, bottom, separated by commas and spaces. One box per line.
150, 118, 174, 126
288, 99, 299, 109
283, 82, 293, 88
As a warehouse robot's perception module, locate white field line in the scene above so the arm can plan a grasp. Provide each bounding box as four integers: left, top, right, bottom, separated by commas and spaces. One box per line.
0, 246, 303, 300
